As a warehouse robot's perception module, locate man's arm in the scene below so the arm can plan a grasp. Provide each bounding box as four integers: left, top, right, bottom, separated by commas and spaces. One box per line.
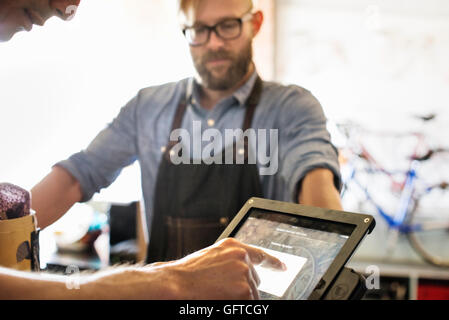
0, 238, 285, 300
298, 168, 343, 210
31, 166, 83, 230
274, 84, 342, 209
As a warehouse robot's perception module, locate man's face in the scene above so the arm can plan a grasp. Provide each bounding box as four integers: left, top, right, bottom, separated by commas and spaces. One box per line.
0, 0, 80, 41
182, 0, 258, 91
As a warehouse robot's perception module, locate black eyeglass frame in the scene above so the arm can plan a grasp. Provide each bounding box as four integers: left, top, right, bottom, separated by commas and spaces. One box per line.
182, 11, 255, 47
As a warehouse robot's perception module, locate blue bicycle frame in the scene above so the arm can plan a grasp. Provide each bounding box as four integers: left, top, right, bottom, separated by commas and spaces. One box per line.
343, 160, 431, 234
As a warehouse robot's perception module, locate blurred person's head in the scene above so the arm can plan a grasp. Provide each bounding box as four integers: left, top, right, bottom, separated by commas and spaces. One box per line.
178, 0, 263, 91
0, 0, 80, 41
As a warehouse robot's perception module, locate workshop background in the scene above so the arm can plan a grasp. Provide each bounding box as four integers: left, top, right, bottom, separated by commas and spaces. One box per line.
1, 0, 448, 299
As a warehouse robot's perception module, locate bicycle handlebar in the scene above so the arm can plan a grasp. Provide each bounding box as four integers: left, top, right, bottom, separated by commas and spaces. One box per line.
410, 148, 449, 162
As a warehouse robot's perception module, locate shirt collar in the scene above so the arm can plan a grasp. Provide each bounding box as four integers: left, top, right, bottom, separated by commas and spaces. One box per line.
232, 71, 258, 106
188, 70, 259, 108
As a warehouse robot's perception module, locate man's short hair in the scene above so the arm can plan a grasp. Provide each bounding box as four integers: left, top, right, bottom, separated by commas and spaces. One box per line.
177, 0, 254, 15
177, 0, 199, 14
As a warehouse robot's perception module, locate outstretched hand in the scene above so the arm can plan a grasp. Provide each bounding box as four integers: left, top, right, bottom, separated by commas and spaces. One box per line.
159, 238, 286, 300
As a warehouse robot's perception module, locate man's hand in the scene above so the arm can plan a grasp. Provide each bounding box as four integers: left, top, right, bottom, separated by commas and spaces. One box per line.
162, 238, 286, 300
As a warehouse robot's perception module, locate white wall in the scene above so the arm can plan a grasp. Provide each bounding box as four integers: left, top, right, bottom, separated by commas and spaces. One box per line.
276, 0, 449, 136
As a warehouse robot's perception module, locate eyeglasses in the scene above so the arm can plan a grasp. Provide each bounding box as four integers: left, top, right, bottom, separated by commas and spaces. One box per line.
182, 11, 254, 47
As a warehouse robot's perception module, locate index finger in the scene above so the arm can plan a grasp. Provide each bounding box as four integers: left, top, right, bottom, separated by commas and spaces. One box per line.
239, 243, 287, 271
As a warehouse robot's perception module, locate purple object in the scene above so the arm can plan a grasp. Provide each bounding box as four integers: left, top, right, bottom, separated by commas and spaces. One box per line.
0, 183, 31, 220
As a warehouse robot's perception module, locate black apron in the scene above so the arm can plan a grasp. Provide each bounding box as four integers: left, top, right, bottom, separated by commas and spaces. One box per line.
146, 77, 264, 263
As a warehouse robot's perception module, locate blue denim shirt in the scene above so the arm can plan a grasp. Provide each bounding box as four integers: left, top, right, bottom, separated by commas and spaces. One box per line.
56, 72, 341, 228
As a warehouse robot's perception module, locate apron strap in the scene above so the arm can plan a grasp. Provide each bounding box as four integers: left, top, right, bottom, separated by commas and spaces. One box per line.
166, 101, 187, 153
242, 76, 263, 131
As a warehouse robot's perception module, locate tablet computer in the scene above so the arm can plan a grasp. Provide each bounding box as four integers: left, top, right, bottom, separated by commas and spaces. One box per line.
216, 198, 375, 300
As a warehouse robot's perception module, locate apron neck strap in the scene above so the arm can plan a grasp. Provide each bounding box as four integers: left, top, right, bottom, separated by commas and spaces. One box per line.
242, 76, 263, 131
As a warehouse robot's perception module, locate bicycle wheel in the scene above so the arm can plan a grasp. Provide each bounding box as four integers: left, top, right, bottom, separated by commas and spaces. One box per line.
407, 191, 449, 268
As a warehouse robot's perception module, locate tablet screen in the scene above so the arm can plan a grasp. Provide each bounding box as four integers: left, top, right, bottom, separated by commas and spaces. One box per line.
233, 209, 355, 300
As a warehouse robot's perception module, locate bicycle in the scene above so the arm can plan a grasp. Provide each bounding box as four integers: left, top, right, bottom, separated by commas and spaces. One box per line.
331, 116, 449, 268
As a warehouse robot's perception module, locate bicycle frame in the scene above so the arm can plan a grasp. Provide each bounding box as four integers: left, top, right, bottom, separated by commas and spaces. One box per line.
340, 131, 441, 234
344, 160, 420, 232
336, 118, 449, 267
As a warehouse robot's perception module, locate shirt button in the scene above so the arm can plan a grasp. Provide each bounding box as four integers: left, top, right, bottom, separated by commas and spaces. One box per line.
161, 146, 167, 153
207, 119, 215, 127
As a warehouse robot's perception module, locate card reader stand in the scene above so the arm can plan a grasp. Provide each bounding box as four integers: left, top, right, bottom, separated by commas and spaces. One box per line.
321, 267, 366, 300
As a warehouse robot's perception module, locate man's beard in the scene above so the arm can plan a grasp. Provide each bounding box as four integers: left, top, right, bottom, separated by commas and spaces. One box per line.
193, 42, 253, 91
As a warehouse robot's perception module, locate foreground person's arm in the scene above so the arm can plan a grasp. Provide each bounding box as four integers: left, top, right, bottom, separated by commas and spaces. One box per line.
0, 238, 285, 300
0, 264, 177, 300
